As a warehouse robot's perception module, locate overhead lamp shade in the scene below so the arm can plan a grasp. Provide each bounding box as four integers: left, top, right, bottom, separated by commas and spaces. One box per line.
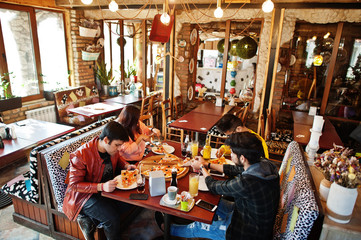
149, 14, 175, 43
217, 39, 228, 53
236, 36, 258, 59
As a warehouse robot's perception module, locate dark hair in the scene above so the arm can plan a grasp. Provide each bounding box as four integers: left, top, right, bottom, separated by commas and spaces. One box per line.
99, 121, 129, 144
216, 114, 244, 133
116, 105, 141, 141
225, 132, 263, 164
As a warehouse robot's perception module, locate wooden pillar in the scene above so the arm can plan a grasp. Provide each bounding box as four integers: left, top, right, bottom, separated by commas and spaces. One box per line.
220, 20, 231, 99
142, 20, 147, 95
119, 20, 125, 84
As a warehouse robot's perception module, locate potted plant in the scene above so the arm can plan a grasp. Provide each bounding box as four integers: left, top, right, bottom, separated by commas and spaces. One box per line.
0, 72, 22, 112
95, 60, 114, 96
79, 19, 100, 38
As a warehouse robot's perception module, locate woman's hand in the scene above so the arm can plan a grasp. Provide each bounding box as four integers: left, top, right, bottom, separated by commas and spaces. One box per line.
135, 134, 150, 144
151, 128, 161, 137
103, 179, 117, 192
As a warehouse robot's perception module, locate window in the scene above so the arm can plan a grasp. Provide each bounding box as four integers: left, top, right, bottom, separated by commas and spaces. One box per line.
0, 3, 69, 101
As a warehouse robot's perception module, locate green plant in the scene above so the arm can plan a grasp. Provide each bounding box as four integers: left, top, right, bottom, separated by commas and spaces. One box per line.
124, 59, 137, 78
95, 60, 114, 85
0, 72, 15, 99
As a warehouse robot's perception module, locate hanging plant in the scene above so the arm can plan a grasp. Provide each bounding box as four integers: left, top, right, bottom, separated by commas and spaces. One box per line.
236, 36, 258, 59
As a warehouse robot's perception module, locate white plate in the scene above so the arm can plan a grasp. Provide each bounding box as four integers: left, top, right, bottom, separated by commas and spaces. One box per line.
189, 58, 194, 74
115, 175, 137, 190
198, 175, 209, 191
163, 193, 180, 205
152, 145, 175, 154
190, 28, 197, 45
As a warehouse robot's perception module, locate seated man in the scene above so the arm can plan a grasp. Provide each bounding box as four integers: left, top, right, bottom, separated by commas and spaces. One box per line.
170, 132, 280, 240
63, 121, 136, 240
216, 113, 269, 159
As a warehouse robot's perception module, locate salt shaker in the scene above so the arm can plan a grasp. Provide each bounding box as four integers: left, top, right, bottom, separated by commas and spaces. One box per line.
11, 126, 17, 139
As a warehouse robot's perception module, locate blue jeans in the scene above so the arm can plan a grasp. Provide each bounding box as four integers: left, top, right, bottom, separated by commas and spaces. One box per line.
80, 193, 132, 240
171, 198, 234, 240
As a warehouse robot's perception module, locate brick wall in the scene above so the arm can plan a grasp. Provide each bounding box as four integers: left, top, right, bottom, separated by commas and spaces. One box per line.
176, 23, 195, 103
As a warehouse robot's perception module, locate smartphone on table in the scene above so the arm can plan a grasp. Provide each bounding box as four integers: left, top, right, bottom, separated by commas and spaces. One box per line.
196, 199, 217, 212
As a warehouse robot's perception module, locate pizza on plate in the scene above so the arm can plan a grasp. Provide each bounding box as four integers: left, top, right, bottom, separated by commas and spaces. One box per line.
153, 145, 165, 154
118, 169, 139, 188
158, 154, 179, 164
209, 157, 227, 165
142, 164, 187, 178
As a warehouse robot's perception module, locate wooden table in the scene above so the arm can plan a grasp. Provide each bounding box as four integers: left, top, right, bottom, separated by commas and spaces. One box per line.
105, 94, 142, 105
310, 166, 361, 240
68, 102, 125, 120
0, 119, 74, 169
191, 102, 234, 116
292, 111, 343, 149
102, 141, 220, 240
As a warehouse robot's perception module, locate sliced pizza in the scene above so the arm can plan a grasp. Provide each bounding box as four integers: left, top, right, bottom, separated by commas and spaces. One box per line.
119, 169, 139, 188
209, 157, 227, 165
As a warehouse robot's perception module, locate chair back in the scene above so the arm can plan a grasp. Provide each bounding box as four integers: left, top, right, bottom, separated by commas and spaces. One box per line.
140, 95, 152, 116
173, 95, 184, 119
140, 113, 154, 128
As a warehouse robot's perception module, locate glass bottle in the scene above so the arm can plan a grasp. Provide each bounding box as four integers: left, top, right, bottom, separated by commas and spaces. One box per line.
203, 136, 211, 160
170, 167, 177, 187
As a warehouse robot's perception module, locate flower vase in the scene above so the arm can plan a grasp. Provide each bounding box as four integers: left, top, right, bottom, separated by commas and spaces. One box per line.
319, 178, 332, 201
326, 182, 358, 224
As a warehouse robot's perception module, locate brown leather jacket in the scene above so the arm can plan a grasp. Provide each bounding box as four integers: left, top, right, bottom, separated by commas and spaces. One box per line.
62, 137, 127, 221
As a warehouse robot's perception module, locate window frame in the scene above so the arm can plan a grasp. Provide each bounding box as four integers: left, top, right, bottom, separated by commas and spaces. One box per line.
0, 3, 70, 102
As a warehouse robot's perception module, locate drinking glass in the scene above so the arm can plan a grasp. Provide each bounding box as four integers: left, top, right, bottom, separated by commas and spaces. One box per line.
136, 174, 145, 193
191, 141, 199, 158
189, 173, 199, 197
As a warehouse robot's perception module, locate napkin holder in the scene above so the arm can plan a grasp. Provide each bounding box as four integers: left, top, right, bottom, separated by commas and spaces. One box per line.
215, 97, 223, 107
149, 170, 166, 197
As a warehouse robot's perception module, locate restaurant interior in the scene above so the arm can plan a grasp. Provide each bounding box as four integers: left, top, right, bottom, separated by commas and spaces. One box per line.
0, 0, 361, 239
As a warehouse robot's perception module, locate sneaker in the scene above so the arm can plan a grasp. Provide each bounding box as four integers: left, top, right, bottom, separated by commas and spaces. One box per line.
77, 215, 96, 240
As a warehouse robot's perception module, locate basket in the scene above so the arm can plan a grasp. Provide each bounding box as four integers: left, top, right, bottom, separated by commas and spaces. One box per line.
81, 51, 100, 61
79, 26, 98, 38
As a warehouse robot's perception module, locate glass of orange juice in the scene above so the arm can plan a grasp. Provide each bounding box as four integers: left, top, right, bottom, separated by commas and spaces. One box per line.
191, 141, 199, 158
189, 173, 199, 197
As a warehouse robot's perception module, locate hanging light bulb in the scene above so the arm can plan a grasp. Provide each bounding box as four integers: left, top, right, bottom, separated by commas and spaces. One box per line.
262, 0, 274, 13
160, 12, 170, 25
109, 0, 118, 12
214, 0, 223, 18
81, 0, 93, 5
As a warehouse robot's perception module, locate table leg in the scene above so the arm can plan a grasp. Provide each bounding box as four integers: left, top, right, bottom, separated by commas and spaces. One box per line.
163, 213, 171, 240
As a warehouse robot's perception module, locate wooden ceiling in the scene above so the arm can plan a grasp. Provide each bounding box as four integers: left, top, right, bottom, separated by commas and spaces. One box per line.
54, 0, 361, 9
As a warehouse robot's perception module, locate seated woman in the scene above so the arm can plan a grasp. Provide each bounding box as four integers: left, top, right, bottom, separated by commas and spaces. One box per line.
116, 105, 160, 161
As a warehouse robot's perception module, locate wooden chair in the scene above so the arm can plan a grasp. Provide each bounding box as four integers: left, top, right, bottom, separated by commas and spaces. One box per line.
139, 113, 154, 128
140, 95, 152, 116
148, 91, 162, 128
161, 99, 184, 143
173, 95, 184, 119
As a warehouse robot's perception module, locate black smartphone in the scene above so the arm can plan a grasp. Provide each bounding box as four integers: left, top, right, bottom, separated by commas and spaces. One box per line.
196, 199, 217, 212
129, 193, 148, 200
209, 169, 225, 177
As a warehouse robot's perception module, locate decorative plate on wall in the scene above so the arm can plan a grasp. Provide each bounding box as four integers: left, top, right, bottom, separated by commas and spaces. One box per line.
188, 86, 194, 101
190, 28, 197, 45
189, 58, 195, 74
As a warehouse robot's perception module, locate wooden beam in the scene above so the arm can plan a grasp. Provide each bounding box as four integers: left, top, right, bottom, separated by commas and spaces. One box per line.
119, 20, 125, 91
142, 20, 147, 96
220, 20, 231, 99
320, 22, 344, 115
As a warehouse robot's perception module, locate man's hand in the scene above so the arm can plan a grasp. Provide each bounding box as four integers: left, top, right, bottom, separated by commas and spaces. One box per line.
191, 156, 207, 171
216, 147, 225, 158
103, 179, 117, 192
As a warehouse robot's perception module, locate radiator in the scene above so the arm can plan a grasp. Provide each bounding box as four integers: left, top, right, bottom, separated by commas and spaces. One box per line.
25, 105, 56, 123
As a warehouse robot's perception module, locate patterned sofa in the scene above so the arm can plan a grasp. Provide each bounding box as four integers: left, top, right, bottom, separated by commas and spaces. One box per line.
54, 85, 99, 126
1, 116, 116, 237
273, 141, 324, 239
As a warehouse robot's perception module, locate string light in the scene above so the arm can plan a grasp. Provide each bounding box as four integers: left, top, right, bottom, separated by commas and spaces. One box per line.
262, 0, 274, 13
160, 12, 170, 25
109, 0, 118, 12
324, 32, 330, 39
81, 0, 93, 5
214, 0, 223, 18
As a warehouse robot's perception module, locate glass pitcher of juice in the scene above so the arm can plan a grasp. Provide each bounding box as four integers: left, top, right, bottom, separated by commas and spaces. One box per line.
189, 173, 199, 197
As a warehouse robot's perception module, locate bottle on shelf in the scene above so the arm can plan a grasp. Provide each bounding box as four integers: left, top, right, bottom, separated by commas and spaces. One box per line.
170, 167, 178, 187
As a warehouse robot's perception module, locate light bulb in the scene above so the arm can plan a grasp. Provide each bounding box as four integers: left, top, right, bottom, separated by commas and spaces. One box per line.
262, 0, 274, 13
160, 12, 170, 25
109, 0, 118, 12
81, 0, 93, 5
214, 7, 223, 18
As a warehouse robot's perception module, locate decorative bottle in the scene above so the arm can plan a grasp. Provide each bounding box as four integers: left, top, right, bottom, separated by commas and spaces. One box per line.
170, 167, 177, 187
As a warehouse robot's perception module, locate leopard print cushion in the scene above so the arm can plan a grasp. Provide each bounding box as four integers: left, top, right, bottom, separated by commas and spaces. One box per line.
273, 141, 319, 240
42, 127, 103, 212
1, 116, 116, 203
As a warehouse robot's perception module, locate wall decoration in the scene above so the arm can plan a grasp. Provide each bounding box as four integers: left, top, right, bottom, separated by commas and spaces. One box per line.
190, 28, 197, 45
188, 86, 194, 100
178, 39, 187, 48
189, 58, 195, 74
236, 36, 258, 59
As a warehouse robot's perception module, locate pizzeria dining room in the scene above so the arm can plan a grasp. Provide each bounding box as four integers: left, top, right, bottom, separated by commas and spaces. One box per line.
0, 0, 361, 239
